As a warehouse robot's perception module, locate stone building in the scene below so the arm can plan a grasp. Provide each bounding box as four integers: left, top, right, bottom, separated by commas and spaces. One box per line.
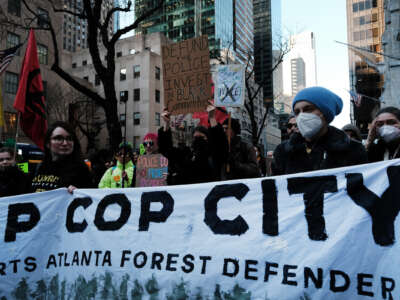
66, 32, 188, 150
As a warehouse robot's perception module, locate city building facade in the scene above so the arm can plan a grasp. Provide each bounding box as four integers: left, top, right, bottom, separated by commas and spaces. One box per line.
62, 0, 114, 52
282, 31, 317, 97
134, 0, 253, 62
379, 0, 400, 108
253, 0, 273, 100
346, 0, 385, 135
66, 33, 174, 150
0, 0, 63, 142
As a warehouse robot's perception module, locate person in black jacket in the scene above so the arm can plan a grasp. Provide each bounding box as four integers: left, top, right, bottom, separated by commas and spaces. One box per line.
31, 121, 93, 193
219, 118, 260, 180
158, 106, 226, 185
0, 147, 31, 197
366, 106, 400, 162
272, 87, 368, 175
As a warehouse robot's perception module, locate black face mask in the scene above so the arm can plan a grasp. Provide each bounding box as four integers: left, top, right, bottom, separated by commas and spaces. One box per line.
192, 137, 209, 156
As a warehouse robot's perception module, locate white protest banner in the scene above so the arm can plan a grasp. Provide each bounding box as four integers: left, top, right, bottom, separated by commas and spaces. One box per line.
1, 159, 400, 299
214, 64, 245, 107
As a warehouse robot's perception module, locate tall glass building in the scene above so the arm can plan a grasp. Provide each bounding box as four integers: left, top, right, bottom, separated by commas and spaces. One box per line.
346, 0, 385, 134
253, 0, 273, 100
134, 0, 252, 61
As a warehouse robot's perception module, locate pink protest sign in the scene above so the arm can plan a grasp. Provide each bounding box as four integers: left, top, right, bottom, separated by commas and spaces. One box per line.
135, 154, 168, 187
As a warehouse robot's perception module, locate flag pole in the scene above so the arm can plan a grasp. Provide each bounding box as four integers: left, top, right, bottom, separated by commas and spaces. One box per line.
13, 112, 21, 161
226, 111, 231, 173
122, 100, 127, 188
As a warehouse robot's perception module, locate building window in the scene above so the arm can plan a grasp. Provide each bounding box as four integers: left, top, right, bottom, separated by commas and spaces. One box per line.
133, 112, 141, 125
155, 66, 161, 80
8, 0, 21, 17
116, 51, 122, 57
352, 3, 358, 12
155, 90, 160, 103
133, 65, 140, 78
134, 89, 140, 101
37, 8, 49, 28
95, 74, 100, 86
372, 28, 379, 37
37, 44, 48, 64
120, 68, 126, 81
72, 62, 77, 68
83, 76, 89, 81
6, 32, 20, 54
82, 60, 87, 66
120, 114, 126, 126
5, 72, 19, 94
155, 112, 160, 126
120, 90, 129, 102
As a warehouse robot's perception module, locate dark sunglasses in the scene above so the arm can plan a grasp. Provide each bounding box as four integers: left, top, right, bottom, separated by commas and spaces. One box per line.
287, 123, 298, 129
143, 141, 154, 147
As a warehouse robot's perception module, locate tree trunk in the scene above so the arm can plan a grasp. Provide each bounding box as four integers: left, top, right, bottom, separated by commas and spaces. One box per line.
103, 100, 122, 151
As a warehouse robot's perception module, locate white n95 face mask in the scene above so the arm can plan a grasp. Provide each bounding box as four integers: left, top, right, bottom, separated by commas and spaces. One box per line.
296, 113, 323, 140
378, 125, 400, 143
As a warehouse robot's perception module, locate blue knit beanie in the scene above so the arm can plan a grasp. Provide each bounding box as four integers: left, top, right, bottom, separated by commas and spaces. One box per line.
292, 87, 343, 124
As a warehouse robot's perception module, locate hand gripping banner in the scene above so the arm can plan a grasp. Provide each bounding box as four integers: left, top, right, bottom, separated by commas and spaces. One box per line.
1, 159, 400, 300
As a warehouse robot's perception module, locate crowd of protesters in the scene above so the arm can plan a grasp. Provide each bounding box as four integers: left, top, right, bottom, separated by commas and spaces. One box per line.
2, 86, 400, 197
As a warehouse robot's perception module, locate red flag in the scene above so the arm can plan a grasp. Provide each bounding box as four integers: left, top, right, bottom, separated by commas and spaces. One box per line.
13, 29, 47, 150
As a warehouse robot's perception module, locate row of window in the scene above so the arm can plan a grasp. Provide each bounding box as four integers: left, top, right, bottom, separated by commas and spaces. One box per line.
6, 32, 48, 64
119, 89, 161, 103
352, 0, 378, 13
119, 66, 160, 81
120, 112, 161, 126
353, 28, 379, 41
353, 13, 378, 26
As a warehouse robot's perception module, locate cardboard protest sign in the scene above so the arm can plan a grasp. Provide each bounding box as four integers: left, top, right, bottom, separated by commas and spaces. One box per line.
162, 35, 212, 115
214, 64, 246, 107
2, 159, 400, 299
135, 153, 168, 187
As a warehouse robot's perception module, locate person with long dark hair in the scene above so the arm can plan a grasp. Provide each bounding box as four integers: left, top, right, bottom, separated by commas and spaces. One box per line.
31, 121, 93, 193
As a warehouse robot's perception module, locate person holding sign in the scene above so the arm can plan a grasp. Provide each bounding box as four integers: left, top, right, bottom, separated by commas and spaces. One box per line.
158, 105, 225, 185
135, 133, 169, 187
0, 147, 31, 197
272, 87, 367, 175
98, 142, 135, 188
366, 106, 400, 162
143, 133, 159, 155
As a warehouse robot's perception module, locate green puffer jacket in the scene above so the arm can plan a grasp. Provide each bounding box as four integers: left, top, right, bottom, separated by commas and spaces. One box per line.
98, 160, 135, 188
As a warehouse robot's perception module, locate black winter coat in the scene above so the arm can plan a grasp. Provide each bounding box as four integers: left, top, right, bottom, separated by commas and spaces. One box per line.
367, 139, 400, 162
31, 157, 93, 192
0, 166, 31, 197
272, 126, 368, 176
158, 125, 226, 185
215, 135, 260, 180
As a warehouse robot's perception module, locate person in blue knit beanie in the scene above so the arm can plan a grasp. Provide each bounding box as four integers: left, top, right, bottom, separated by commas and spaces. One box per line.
271, 86, 367, 177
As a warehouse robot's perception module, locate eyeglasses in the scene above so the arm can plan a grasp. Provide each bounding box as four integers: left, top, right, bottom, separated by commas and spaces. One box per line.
287, 123, 298, 129
51, 135, 74, 143
116, 152, 130, 157
0, 157, 11, 162
143, 141, 154, 147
